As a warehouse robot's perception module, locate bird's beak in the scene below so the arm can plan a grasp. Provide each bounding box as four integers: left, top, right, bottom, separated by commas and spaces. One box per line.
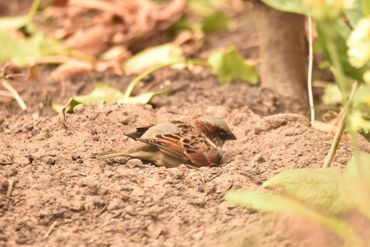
226, 132, 237, 140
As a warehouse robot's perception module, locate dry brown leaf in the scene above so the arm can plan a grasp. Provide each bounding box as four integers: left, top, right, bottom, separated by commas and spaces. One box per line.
174, 30, 203, 56
51, 60, 93, 82
26, 64, 40, 81
63, 25, 115, 56
101, 46, 130, 61
42, 0, 186, 76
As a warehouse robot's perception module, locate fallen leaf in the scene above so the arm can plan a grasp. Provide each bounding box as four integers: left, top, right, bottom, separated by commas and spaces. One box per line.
208, 46, 259, 84
51, 60, 93, 82
123, 43, 185, 74
0, 15, 29, 30
262, 167, 353, 214
54, 83, 165, 113
201, 11, 229, 33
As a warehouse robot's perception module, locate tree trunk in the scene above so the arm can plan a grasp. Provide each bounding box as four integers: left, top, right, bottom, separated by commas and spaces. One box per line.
252, 1, 308, 113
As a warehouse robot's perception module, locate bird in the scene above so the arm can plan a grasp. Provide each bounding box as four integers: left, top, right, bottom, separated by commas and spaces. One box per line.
94, 115, 236, 167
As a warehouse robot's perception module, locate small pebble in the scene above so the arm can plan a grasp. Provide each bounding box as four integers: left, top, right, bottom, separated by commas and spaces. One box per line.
126, 159, 144, 168
46, 157, 56, 165
107, 198, 123, 211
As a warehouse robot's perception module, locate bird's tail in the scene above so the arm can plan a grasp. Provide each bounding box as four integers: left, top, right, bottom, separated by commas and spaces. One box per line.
92, 150, 129, 160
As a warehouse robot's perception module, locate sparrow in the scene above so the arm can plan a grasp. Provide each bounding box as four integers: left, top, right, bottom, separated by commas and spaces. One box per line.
94, 115, 236, 167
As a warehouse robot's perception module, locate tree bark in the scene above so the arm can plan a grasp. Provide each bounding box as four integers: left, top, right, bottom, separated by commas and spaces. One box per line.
252, 1, 308, 113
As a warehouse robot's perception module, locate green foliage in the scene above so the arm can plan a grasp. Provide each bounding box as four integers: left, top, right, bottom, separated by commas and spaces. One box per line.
201, 11, 229, 33
322, 84, 344, 105
0, 0, 66, 67
171, 0, 230, 35
0, 16, 29, 30
225, 190, 360, 245
260, 0, 344, 21
316, 21, 363, 95
348, 85, 370, 133
225, 151, 370, 245
347, 17, 370, 69
123, 43, 185, 74
123, 44, 259, 87
262, 168, 353, 214
208, 47, 258, 84
169, 18, 195, 34
346, 152, 370, 220
261, 0, 364, 97
0, 31, 64, 67
361, 0, 370, 16
345, 0, 365, 27
187, 0, 226, 16
52, 83, 164, 113
262, 0, 370, 142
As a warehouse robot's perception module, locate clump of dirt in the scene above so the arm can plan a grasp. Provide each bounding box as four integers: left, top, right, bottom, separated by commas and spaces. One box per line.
0, 99, 351, 246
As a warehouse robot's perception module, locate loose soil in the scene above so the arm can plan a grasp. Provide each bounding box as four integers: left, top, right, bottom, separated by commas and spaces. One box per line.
0, 4, 365, 247
0, 78, 354, 247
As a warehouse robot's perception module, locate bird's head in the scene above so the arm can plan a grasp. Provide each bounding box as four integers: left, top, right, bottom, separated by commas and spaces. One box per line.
194, 115, 236, 146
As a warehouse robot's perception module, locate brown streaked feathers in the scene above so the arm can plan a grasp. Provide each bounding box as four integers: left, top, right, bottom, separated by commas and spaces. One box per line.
94, 115, 236, 167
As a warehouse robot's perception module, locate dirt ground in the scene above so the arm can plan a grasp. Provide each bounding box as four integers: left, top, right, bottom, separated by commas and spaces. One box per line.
0, 69, 354, 247
0, 3, 360, 247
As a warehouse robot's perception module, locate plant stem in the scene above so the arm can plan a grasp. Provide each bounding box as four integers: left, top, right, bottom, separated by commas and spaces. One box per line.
1, 79, 27, 110
307, 17, 315, 126
123, 59, 209, 98
323, 81, 358, 168
319, 22, 351, 95
28, 0, 41, 22
124, 62, 178, 98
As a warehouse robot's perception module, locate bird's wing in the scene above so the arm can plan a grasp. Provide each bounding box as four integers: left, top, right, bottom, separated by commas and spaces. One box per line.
130, 121, 221, 167
138, 133, 219, 167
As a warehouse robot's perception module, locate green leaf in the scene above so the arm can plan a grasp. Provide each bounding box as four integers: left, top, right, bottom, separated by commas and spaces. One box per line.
262, 168, 353, 214
207, 47, 258, 84
346, 152, 370, 220
51, 102, 64, 113
260, 0, 343, 21
316, 21, 363, 95
169, 18, 196, 34
64, 99, 82, 114
362, 0, 370, 16
347, 17, 370, 68
350, 85, 370, 132
225, 190, 361, 245
348, 110, 370, 133
0, 15, 29, 30
201, 11, 229, 33
345, 0, 365, 27
117, 90, 165, 105
0, 31, 64, 67
0, 31, 39, 66
364, 69, 370, 84
73, 83, 124, 104
322, 84, 344, 105
56, 83, 164, 113
188, 0, 226, 16
59, 83, 124, 113
123, 43, 185, 74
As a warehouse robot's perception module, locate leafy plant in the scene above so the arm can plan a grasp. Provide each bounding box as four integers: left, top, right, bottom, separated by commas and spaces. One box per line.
170, 0, 230, 35
123, 43, 185, 75
226, 152, 370, 246
0, 0, 68, 67
124, 44, 258, 86
225, 0, 370, 245
52, 83, 166, 113
208, 46, 259, 84
55, 43, 258, 114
